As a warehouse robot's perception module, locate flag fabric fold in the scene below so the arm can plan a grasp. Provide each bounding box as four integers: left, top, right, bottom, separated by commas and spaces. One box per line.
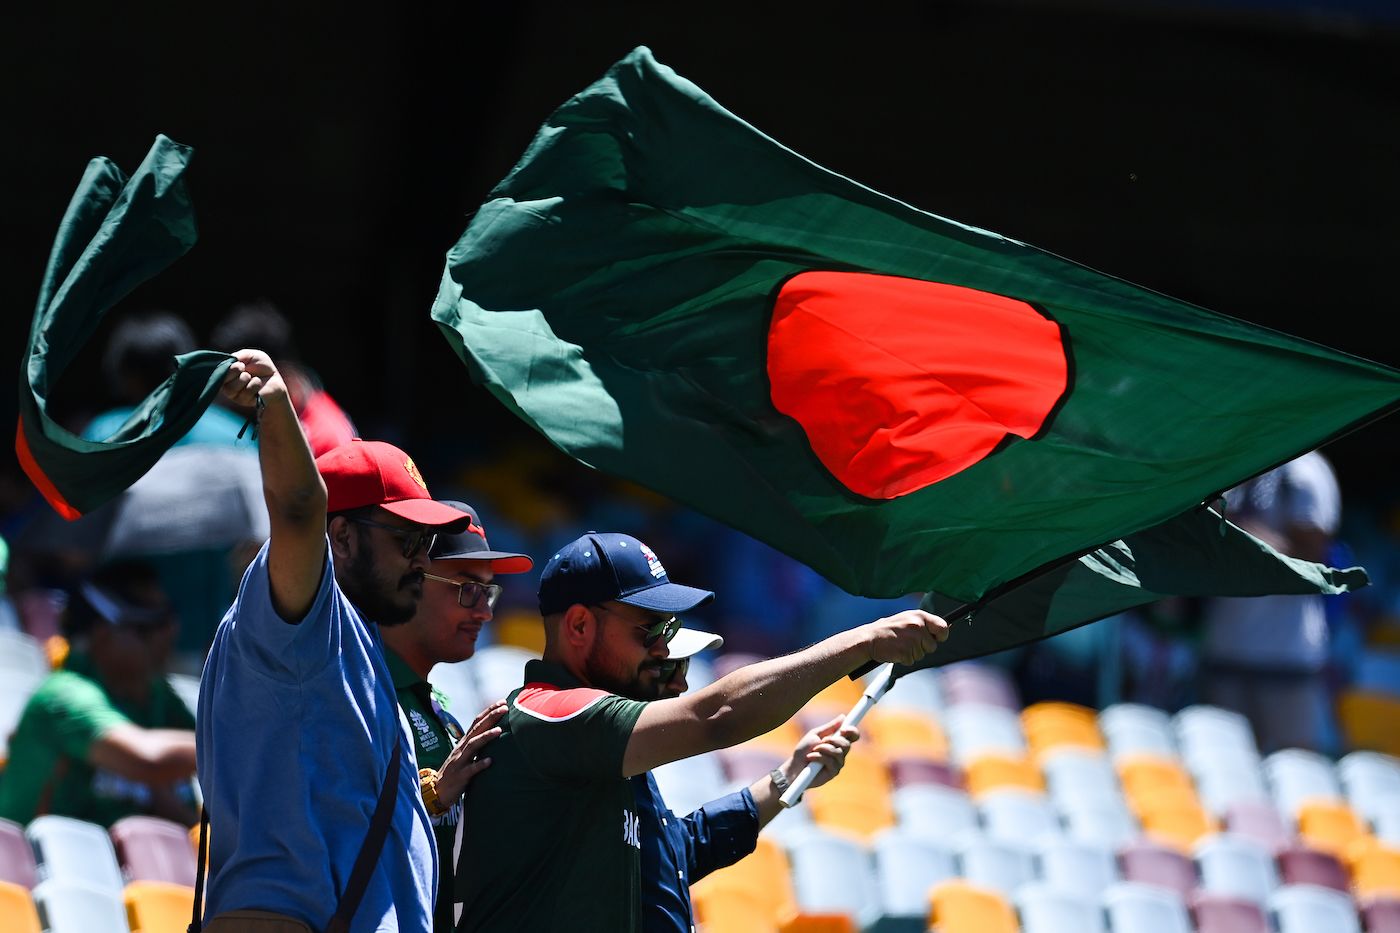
16, 134, 233, 519
432, 46, 1398, 664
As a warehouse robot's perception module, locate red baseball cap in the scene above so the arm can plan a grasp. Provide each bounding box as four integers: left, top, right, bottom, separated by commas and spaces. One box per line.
315, 439, 469, 528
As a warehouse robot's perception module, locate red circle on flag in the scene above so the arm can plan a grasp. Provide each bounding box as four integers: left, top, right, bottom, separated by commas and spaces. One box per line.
767, 271, 1069, 499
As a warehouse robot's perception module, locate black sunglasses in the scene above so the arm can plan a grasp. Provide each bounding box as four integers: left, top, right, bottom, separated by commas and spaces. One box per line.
423, 573, 502, 610
591, 604, 679, 648
347, 517, 438, 559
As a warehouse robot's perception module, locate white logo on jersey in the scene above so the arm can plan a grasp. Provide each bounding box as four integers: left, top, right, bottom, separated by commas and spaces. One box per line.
409, 708, 440, 752
622, 809, 641, 849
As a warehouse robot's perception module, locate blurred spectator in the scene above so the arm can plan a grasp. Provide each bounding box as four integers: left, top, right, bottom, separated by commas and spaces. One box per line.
0, 559, 197, 827
210, 299, 357, 455
81, 309, 250, 448
1199, 450, 1341, 753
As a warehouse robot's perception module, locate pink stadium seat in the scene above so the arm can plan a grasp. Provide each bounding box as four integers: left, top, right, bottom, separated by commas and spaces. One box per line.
1118, 839, 1199, 898
1275, 843, 1349, 893
939, 663, 1020, 710
109, 815, 197, 887
1190, 892, 1268, 933
1223, 799, 1292, 854
717, 745, 786, 784
0, 819, 36, 889
887, 757, 962, 790
1362, 897, 1400, 933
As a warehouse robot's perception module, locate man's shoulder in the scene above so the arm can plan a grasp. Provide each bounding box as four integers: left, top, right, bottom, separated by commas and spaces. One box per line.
30, 668, 112, 711
511, 683, 617, 723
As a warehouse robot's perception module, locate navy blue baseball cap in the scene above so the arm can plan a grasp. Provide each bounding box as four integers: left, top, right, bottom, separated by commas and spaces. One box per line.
538, 532, 715, 616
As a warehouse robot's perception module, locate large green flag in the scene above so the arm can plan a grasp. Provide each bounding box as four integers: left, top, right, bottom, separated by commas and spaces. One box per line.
16, 135, 233, 519
432, 48, 1398, 665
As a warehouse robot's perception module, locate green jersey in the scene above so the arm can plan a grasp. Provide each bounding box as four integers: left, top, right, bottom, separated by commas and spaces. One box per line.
456, 660, 647, 932
0, 652, 196, 827
387, 648, 465, 933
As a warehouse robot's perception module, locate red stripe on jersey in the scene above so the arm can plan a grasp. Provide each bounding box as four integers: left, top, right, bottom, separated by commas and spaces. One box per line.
513, 683, 612, 722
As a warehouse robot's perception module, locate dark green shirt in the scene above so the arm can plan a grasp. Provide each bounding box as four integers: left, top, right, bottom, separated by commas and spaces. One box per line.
386, 648, 465, 933
455, 659, 647, 933
0, 652, 196, 827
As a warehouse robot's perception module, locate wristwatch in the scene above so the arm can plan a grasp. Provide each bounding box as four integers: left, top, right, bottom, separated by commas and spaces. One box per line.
771, 767, 800, 803
419, 768, 451, 817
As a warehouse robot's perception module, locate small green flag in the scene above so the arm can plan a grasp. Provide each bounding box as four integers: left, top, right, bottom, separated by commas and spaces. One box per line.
16, 135, 232, 519
432, 48, 1398, 664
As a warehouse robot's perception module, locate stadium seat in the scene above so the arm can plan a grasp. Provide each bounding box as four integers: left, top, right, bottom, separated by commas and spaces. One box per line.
693, 835, 795, 929
1377, 799, 1400, 848
945, 705, 1027, 765
738, 721, 807, 757
926, 879, 1017, 933
1350, 842, 1400, 900
886, 757, 962, 790
1193, 833, 1279, 904
869, 829, 957, 928
1189, 752, 1271, 817
1276, 842, 1350, 892
109, 815, 198, 888
1033, 836, 1119, 900
0, 819, 36, 888
31, 878, 130, 933
977, 788, 1060, 843
806, 750, 895, 840
653, 752, 729, 819
1022, 702, 1104, 757
876, 667, 943, 719
1015, 880, 1107, 933
1117, 839, 1197, 898
1268, 883, 1362, 933
1361, 898, 1400, 933
0, 630, 48, 680
1041, 748, 1120, 808
123, 880, 193, 933
1101, 881, 1192, 933
938, 662, 1019, 711
1062, 801, 1140, 848
1338, 692, 1400, 757
27, 815, 124, 894
863, 708, 948, 762
1136, 790, 1216, 853
0, 880, 40, 933
718, 745, 787, 784
426, 659, 484, 718
964, 752, 1043, 797
1188, 892, 1268, 933
1337, 751, 1400, 823
953, 832, 1035, 898
1099, 704, 1177, 761
1117, 755, 1195, 802
1296, 799, 1372, 857
783, 827, 879, 926
1264, 748, 1344, 818
691, 883, 778, 933
891, 784, 978, 840
1173, 706, 1259, 760
802, 676, 865, 721
1222, 799, 1292, 854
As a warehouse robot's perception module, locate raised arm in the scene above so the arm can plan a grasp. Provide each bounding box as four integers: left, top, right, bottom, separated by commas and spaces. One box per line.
221, 349, 327, 622
621, 609, 946, 777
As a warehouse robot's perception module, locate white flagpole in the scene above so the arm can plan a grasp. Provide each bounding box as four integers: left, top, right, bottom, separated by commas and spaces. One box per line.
779, 662, 897, 808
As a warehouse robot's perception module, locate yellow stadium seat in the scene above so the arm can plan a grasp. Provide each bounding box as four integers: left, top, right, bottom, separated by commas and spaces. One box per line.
1338, 691, 1400, 757
1022, 702, 1105, 755
1117, 755, 1194, 799
778, 914, 858, 933
0, 881, 40, 933
1137, 793, 1217, 852
693, 883, 780, 933
928, 879, 1018, 933
492, 610, 546, 654
807, 792, 896, 841
125, 880, 194, 933
965, 753, 1045, 797
740, 721, 807, 755
1351, 842, 1400, 899
1297, 800, 1371, 858
802, 677, 866, 719
864, 709, 949, 762
693, 836, 797, 926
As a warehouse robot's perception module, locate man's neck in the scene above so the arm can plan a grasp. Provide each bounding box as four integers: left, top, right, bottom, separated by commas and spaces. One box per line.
384, 635, 433, 680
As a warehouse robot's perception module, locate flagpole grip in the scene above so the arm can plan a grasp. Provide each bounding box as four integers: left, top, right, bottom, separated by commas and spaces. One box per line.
779, 663, 896, 808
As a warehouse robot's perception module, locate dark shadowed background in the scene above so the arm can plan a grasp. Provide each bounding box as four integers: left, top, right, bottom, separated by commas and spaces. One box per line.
5, 0, 1398, 536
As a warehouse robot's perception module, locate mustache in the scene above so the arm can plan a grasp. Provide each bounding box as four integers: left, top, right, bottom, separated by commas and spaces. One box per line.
399, 571, 424, 590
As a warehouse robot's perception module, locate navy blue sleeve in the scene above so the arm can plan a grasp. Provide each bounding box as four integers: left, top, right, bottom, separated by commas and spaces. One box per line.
678, 787, 760, 883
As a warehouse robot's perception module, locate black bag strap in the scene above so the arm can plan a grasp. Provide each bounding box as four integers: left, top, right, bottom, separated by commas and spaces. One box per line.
188, 740, 404, 933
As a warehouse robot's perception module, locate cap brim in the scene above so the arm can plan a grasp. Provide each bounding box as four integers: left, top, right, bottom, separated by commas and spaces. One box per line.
432, 550, 535, 574
618, 582, 715, 614
667, 627, 723, 659
381, 498, 474, 529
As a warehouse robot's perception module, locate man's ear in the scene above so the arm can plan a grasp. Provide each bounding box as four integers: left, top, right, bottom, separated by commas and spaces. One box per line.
328, 515, 357, 561
561, 604, 595, 649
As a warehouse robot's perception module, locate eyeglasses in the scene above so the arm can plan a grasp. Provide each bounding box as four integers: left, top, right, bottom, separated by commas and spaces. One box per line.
347, 517, 438, 559
423, 572, 502, 610
656, 656, 690, 684
590, 604, 679, 648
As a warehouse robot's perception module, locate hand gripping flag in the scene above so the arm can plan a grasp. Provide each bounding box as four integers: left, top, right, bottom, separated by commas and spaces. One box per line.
16, 135, 234, 519
432, 47, 1399, 667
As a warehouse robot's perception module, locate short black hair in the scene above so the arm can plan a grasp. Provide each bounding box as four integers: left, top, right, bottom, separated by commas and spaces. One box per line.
210, 300, 296, 360
64, 559, 168, 638
102, 311, 196, 399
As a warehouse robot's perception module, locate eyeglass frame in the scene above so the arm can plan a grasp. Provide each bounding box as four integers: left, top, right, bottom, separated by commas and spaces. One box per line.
345, 516, 438, 559
422, 572, 503, 610
589, 603, 680, 649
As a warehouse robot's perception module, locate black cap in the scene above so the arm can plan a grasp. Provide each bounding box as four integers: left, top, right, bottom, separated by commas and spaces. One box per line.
428, 501, 534, 574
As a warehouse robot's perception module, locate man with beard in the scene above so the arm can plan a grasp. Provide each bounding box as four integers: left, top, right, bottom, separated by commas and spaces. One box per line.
196, 349, 471, 933
455, 532, 949, 932
380, 501, 532, 932
632, 626, 859, 933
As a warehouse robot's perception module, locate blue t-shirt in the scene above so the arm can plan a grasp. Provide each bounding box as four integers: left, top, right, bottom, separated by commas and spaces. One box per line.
196, 540, 436, 932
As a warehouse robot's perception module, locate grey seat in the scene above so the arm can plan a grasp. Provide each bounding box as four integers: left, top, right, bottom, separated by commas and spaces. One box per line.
953, 831, 1035, 898
1099, 704, 1177, 760
26, 815, 124, 894
1269, 883, 1362, 933
891, 783, 978, 840
1102, 881, 1192, 933
1017, 881, 1107, 933
784, 826, 879, 927
1338, 751, 1400, 823
1193, 833, 1279, 904
979, 788, 1061, 844
1264, 748, 1343, 819
32, 878, 130, 933
870, 828, 957, 924
1034, 835, 1119, 900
